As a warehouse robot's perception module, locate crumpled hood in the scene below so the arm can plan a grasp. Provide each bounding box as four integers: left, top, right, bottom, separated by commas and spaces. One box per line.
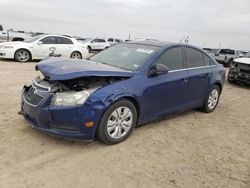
234, 57, 250, 65
36, 57, 135, 81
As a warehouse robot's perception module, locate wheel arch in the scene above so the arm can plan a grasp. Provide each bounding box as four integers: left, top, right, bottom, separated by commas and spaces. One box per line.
14, 48, 32, 60
212, 81, 223, 93
70, 50, 82, 58
122, 96, 141, 124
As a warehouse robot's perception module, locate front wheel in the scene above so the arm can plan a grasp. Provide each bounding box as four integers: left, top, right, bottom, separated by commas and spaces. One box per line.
14, 49, 31, 62
97, 99, 137, 145
201, 85, 221, 113
70, 51, 82, 59
227, 70, 236, 83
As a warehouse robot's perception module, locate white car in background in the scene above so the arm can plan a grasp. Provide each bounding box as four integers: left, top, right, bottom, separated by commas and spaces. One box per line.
0, 35, 89, 62
78, 38, 110, 52
107, 38, 123, 46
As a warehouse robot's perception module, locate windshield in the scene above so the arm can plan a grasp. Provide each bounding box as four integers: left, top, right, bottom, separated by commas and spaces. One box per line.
24, 35, 43, 43
90, 43, 159, 71
81, 38, 92, 42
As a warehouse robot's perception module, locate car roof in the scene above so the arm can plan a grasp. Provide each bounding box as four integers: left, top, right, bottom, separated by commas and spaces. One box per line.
125, 40, 203, 50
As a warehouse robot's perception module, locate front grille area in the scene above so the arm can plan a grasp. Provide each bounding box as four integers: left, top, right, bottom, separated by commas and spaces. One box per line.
238, 63, 250, 74
23, 86, 43, 106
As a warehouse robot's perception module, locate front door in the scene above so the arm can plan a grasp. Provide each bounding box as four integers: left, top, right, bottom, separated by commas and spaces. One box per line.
143, 47, 189, 119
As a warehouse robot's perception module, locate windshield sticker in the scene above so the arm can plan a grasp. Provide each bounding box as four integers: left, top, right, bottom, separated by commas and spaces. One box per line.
136, 48, 154, 54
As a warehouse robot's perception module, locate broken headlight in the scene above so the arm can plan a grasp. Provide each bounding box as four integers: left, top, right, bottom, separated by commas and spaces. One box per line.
51, 90, 90, 107
230, 61, 238, 69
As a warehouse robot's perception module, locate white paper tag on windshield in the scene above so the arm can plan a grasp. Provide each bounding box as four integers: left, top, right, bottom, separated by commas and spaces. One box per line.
136, 48, 154, 54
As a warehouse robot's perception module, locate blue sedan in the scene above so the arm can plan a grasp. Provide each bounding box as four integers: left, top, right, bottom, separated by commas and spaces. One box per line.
20, 40, 225, 144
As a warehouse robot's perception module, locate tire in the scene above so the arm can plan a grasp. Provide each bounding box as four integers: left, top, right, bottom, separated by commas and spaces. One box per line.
97, 99, 137, 145
227, 70, 236, 83
227, 59, 233, 67
201, 85, 221, 113
87, 46, 91, 53
14, 49, 31, 62
70, 51, 82, 59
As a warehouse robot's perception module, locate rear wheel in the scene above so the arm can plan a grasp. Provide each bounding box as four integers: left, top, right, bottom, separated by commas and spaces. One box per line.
70, 51, 82, 59
201, 85, 221, 113
97, 99, 137, 145
14, 49, 31, 62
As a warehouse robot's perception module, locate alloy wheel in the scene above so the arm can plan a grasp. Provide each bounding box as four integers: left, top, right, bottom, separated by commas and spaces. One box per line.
208, 89, 219, 110
107, 106, 133, 139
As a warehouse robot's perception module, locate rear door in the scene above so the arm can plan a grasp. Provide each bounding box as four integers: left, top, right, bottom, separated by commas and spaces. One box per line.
185, 47, 211, 107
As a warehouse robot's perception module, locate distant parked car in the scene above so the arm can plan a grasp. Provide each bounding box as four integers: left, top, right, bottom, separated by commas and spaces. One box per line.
228, 51, 250, 85
212, 49, 244, 67
0, 35, 89, 62
107, 38, 123, 46
0, 24, 31, 42
203, 48, 218, 56
79, 38, 110, 52
19, 40, 225, 144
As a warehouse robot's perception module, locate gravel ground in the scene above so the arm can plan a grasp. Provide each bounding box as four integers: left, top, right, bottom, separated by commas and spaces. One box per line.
0, 60, 249, 188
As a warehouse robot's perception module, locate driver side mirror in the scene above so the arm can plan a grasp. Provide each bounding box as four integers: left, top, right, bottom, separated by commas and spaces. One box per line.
37, 41, 43, 45
148, 64, 169, 77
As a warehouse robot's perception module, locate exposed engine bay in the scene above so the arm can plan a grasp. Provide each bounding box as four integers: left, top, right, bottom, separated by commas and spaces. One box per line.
32, 76, 126, 93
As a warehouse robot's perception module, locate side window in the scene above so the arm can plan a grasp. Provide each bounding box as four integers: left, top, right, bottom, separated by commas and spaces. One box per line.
108, 38, 113, 42
115, 39, 120, 43
0, 25, 3, 31
186, 48, 205, 68
156, 47, 185, 71
92, 39, 99, 43
99, 39, 106, 43
41, 37, 56, 44
56, 37, 73, 44
203, 55, 211, 66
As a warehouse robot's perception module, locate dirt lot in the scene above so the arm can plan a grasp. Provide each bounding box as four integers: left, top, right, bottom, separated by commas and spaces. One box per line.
0, 60, 249, 188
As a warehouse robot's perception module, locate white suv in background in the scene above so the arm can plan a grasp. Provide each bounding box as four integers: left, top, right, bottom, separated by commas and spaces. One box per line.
107, 38, 123, 46
79, 38, 110, 52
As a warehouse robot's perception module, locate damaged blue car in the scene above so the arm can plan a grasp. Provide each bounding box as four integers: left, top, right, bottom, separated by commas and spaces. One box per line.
20, 40, 225, 144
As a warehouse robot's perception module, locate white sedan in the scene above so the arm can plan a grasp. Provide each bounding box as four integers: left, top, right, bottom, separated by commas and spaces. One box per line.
78, 38, 110, 52
0, 35, 89, 62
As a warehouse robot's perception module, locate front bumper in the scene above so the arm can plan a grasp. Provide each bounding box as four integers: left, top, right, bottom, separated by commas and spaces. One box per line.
20, 86, 103, 140
229, 68, 250, 84
0, 48, 15, 59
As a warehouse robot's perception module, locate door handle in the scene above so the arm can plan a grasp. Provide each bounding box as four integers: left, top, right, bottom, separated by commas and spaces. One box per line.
179, 78, 188, 82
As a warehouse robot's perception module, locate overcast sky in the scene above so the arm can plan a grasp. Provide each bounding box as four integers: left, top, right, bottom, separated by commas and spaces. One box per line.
0, 0, 250, 50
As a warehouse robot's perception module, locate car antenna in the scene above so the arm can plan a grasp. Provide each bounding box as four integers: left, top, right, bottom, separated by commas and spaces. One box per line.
179, 35, 185, 43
